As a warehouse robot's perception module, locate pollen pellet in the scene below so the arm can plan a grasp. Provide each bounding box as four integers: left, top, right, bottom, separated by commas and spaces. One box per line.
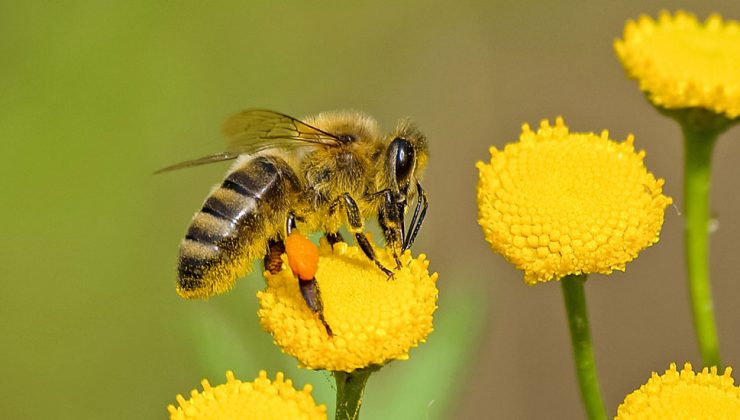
285, 232, 319, 281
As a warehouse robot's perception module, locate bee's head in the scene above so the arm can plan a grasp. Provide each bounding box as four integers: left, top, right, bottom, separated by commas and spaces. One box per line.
380, 119, 429, 251
384, 119, 428, 200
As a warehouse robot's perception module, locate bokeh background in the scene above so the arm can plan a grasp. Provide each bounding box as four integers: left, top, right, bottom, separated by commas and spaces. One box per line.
3, 1, 740, 419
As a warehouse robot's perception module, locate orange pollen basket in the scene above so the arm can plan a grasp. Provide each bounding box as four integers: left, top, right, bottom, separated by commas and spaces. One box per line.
285, 232, 320, 281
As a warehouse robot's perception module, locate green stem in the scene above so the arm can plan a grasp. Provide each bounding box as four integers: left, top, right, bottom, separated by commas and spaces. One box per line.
682, 124, 721, 368
561, 274, 606, 420
334, 369, 374, 420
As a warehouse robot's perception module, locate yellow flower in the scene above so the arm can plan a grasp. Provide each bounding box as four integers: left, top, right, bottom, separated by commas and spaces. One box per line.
258, 241, 438, 372
168, 370, 326, 420
616, 363, 740, 419
615, 10, 740, 119
476, 117, 672, 284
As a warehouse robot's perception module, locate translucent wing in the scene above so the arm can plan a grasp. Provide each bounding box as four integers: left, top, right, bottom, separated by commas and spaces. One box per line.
223, 109, 342, 152
155, 109, 341, 174
154, 152, 240, 174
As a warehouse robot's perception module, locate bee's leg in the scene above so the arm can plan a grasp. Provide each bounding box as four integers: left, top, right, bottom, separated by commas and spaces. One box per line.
264, 240, 285, 274
325, 232, 344, 246
403, 181, 428, 250
333, 193, 394, 278
355, 233, 394, 278
377, 190, 403, 268
299, 279, 333, 336
285, 212, 332, 336
286, 212, 297, 235
264, 212, 299, 274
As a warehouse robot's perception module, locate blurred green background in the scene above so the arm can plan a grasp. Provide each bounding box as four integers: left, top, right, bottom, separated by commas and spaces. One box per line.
3, 1, 740, 419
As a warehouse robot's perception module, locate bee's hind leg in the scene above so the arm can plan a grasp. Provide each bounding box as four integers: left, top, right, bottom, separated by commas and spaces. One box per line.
299, 279, 332, 336
332, 193, 394, 278
263, 212, 300, 274
283, 211, 333, 336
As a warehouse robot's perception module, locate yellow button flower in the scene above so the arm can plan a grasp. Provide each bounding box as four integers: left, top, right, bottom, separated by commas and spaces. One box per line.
616, 363, 740, 419
258, 241, 438, 372
168, 370, 326, 420
476, 117, 672, 284
615, 10, 740, 119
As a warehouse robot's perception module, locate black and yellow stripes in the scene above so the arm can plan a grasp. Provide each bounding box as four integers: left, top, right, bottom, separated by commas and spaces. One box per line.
177, 156, 301, 299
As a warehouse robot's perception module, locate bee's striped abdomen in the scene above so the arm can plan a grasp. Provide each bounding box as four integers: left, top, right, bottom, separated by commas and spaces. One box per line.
177, 155, 301, 299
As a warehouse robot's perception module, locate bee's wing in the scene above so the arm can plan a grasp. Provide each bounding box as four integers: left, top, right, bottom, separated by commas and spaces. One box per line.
153, 152, 241, 174
223, 109, 342, 151
155, 109, 342, 174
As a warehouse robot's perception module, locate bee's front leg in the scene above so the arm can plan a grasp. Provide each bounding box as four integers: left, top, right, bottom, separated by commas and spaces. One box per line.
377, 190, 404, 269
330, 193, 394, 278
403, 181, 428, 251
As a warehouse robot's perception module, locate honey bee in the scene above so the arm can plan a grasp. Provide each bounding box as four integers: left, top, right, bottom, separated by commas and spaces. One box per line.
158, 109, 428, 330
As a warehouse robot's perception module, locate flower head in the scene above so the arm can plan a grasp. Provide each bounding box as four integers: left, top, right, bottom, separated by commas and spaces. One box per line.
615, 10, 740, 119
168, 370, 326, 420
258, 241, 438, 372
476, 117, 672, 284
616, 363, 740, 419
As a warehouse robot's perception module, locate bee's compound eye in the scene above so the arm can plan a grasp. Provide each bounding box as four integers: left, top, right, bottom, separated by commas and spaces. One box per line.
391, 137, 415, 184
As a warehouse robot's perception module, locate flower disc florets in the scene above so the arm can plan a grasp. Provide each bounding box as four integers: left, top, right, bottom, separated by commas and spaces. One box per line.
476, 117, 671, 284
168, 371, 326, 420
616, 363, 740, 419
615, 10, 740, 119
258, 241, 438, 372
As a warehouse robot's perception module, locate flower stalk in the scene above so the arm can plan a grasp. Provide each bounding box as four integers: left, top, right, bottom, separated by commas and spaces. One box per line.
682, 120, 721, 368
615, 9, 740, 369
561, 274, 607, 420
334, 368, 375, 420
660, 107, 737, 368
